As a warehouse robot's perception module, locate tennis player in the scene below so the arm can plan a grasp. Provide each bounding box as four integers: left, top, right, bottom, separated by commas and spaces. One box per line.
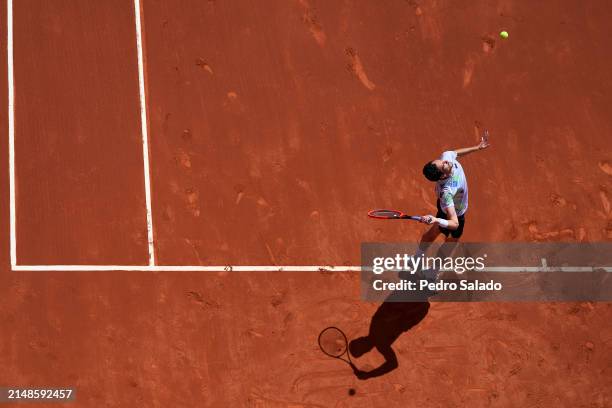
419, 132, 490, 240
412, 133, 490, 284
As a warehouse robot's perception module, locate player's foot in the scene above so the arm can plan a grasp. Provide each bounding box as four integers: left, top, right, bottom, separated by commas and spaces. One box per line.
421, 268, 439, 284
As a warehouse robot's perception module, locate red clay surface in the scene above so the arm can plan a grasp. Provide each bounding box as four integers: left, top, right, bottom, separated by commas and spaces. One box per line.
13, 0, 149, 265
1, 0, 611, 407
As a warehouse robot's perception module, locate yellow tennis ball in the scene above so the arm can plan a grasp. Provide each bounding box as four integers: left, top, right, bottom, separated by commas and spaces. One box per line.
500, 31, 509, 39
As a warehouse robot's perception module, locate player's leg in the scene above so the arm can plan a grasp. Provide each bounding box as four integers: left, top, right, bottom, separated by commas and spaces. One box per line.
419, 223, 442, 246
423, 202, 465, 281
397, 222, 441, 280
426, 215, 465, 282
418, 200, 449, 256
408, 224, 440, 282
446, 213, 465, 240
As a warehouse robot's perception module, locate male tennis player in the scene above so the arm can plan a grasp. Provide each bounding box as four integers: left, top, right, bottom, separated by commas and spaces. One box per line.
419, 132, 490, 240
411, 133, 490, 284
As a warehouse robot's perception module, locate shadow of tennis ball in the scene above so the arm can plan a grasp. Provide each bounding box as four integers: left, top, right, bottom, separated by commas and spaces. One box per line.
348, 388, 356, 396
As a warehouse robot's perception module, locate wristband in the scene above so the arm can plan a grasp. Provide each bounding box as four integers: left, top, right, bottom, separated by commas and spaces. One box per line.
438, 218, 449, 228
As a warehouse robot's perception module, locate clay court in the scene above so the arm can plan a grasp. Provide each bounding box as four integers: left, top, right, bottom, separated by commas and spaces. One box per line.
1, 0, 611, 406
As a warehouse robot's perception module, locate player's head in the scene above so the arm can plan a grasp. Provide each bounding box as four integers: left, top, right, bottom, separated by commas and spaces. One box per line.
423, 160, 452, 181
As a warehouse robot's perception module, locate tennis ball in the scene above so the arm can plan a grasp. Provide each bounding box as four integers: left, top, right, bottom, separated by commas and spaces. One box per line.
500, 31, 509, 39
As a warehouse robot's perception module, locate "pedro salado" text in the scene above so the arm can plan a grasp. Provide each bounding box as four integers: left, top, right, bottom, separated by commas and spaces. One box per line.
372, 279, 503, 291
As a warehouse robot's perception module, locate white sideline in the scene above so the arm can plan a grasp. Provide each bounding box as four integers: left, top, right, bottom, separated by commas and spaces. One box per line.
133, 0, 156, 265
10, 265, 612, 272
7, 0, 16, 268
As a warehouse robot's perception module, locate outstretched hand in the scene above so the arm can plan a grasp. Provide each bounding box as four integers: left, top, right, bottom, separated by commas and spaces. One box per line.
350, 363, 370, 380
478, 130, 491, 150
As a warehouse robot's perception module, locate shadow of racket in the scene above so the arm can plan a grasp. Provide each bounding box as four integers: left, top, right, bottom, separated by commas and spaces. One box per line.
318, 326, 354, 368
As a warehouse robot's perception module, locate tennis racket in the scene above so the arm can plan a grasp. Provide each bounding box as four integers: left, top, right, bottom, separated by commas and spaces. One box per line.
318, 326, 354, 367
368, 209, 422, 222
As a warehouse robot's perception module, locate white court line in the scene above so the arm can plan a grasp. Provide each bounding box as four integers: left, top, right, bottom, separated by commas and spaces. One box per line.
10, 265, 612, 272
6, 1, 611, 275
12, 265, 363, 272
7, 0, 156, 266
133, 0, 156, 265
7, 0, 16, 268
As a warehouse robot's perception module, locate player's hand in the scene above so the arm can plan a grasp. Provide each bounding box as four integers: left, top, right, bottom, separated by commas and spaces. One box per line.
420, 215, 435, 224
478, 130, 490, 150
350, 364, 370, 380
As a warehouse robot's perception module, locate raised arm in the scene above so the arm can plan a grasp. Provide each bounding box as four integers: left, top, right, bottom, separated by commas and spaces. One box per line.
455, 130, 491, 157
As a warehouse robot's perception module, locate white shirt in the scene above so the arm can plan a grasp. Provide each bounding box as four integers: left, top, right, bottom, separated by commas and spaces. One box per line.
435, 151, 468, 216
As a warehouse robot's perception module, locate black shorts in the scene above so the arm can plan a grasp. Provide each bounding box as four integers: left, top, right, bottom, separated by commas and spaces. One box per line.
436, 200, 465, 239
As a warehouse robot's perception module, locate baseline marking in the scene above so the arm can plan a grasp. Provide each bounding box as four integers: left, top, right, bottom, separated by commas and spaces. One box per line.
12, 265, 363, 272
10, 265, 612, 272
133, 0, 156, 265
7, 0, 16, 268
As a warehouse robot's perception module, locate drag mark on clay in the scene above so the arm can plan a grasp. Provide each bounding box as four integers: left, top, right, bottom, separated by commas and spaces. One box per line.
184, 238, 205, 264
599, 160, 612, 176
195, 58, 213, 74
234, 184, 245, 205
409, 1, 442, 44
245, 328, 264, 338
263, 240, 277, 265
473, 121, 485, 140
462, 56, 476, 88
464, 33, 499, 88
186, 291, 221, 311
161, 203, 175, 222
526, 221, 576, 241
291, 369, 353, 394
175, 149, 192, 169
549, 193, 567, 207
482, 35, 496, 53
181, 128, 193, 142
345, 47, 376, 90
184, 187, 200, 217
382, 146, 393, 163
599, 189, 610, 215
299, 0, 327, 47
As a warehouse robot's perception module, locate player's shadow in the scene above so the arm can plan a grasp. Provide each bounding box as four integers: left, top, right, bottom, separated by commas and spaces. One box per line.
349, 286, 430, 380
